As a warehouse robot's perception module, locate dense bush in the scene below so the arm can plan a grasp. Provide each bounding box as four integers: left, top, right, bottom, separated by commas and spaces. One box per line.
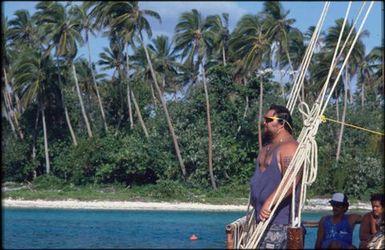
2, 128, 33, 182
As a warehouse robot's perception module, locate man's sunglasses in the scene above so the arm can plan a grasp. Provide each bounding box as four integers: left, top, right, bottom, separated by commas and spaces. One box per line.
331, 203, 345, 208
263, 116, 293, 131
264, 116, 280, 123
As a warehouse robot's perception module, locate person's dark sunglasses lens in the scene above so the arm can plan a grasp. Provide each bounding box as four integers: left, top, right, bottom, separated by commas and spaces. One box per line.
264, 117, 274, 123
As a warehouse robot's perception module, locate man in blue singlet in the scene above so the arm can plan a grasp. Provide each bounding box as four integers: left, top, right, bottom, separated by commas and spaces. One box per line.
250, 104, 300, 249
315, 192, 362, 249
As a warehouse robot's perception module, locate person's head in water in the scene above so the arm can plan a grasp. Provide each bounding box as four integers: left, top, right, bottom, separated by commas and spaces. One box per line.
262, 104, 294, 145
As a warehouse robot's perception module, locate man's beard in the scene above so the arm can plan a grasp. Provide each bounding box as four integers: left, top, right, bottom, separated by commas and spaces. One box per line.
262, 130, 273, 146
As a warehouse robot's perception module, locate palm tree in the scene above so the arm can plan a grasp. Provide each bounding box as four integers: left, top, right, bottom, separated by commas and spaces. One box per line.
98, 45, 124, 80
88, 1, 137, 129
2, 52, 19, 138
107, 2, 187, 177
13, 48, 51, 174
98, 34, 129, 132
174, 9, 217, 188
300, 26, 327, 104
282, 28, 307, 105
131, 44, 157, 107
205, 13, 230, 66
324, 18, 367, 103
229, 14, 271, 150
261, 1, 297, 100
74, 58, 108, 130
35, 1, 93, 138
70, 3, 108, 132
7, 9, 43, 131
7, 10, 39, 49
131, 89, 149, 138
31, 2, 76, 146
358, 46, 384, 106
148, 35, 180, 95
357, 55, 373, 108
3, 15, 26, 140
116, 45, 150, 138
323, 18, 366, 161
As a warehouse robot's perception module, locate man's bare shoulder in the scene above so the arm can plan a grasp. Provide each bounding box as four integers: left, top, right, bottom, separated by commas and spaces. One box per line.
279, 140, 299, 155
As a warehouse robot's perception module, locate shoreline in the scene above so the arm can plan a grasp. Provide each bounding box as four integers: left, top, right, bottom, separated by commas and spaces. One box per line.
2, 198, 371, 212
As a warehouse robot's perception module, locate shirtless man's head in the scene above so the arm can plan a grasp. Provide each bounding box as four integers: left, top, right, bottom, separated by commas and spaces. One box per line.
370, 193, 384, 219
262, 104, 294, 145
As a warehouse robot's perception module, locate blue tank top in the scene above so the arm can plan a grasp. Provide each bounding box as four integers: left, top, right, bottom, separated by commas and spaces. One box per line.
321, 215, 353, 248
250, 148, 299, 225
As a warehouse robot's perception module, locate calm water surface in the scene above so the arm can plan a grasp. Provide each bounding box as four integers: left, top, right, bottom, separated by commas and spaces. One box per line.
3, 208, 361, 249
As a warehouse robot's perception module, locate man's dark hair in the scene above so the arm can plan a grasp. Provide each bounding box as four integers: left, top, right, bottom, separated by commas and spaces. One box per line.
269, 104, 294, 134
370, 193, 385, 207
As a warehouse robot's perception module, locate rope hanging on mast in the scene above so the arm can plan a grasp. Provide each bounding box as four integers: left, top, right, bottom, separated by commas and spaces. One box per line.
229, 2, 375, 249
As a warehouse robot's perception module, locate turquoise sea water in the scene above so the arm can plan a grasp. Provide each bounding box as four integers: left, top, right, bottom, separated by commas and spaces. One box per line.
3, 208, 361, 249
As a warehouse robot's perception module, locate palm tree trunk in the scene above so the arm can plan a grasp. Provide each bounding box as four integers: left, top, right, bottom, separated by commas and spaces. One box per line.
150, 83, 157, 106
258, 77, 264, 150
285, 44, 294, 73
278, 59, 285, 101
336, 88, 347, 162
13, 110, 24, 140
336, 95, 340, 121
361, 82, 365, 108
131, 90, 149, 138
87, 36, 108, 132
202, 64, 216, 190
2, 70, 16, 135
32, 109, 40, 179
15, 93, 22, 115
125, 44, 134, 129
3, 105, 17, 137
41, 106, 50, 174
114, 113, 125, 136
127, 83, 134, 129
139, 35, 186, 177
117, 68, 125, 118
63, 103, 78, 145
2, 88, 17, 138
222, 46, 226, 66
336, 70, 348, 161
72, 63, 93, 138
236, 77, 249, 135
348, 78, 353, 104
162, 77, 166, 89
56, 58, 77, 145
3, 68, 24, 139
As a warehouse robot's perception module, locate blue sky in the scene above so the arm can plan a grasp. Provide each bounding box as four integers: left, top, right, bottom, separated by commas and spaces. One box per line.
3, 1, 383, 72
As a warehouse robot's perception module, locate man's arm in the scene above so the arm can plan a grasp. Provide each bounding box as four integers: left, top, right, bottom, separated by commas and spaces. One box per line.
349, 213, 362, 230
276, 143, 302, 199
360, 213, 372, 242
315, 216, 325, 249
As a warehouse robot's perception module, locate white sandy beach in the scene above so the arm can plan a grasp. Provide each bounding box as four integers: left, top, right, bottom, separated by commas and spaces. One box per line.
2, 198, 371, 212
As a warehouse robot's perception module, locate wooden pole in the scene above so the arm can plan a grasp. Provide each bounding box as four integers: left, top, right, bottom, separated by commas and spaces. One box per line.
226, 225, 234, 249
287, 227, 304, 249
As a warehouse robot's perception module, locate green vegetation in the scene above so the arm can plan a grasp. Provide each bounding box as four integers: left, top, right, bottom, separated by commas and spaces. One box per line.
2, 2, 383, 203
3, 177, 249, 205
